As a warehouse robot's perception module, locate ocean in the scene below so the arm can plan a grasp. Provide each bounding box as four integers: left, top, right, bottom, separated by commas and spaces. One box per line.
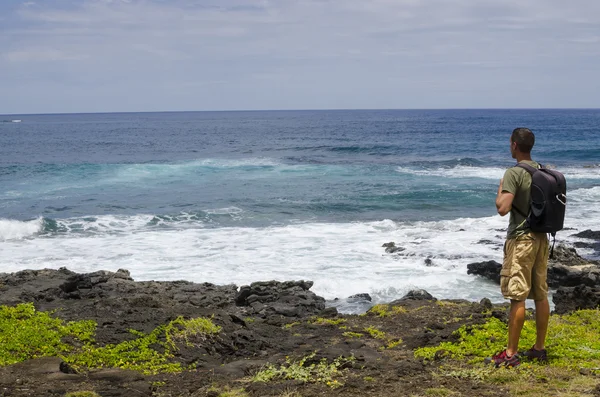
1, 109, 599, 312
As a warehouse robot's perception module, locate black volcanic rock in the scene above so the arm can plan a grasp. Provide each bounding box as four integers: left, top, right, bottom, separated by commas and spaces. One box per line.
553, 285, 600, 314
467, 261, 502, 284
234, 280, 325, 318
467, 245, 600, 288
391, 289, 436, 303
571, 230, 600, 240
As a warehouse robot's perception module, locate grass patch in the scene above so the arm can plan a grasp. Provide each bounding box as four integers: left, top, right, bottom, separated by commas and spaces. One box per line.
0, 303, 221, 375
0, 303, 95, 366
364, 326, 386, 340
368, 304, 407, 317
386, 339, 403, 349
414, 309, 600, 369
64, 392, 101, 397
207, 385, 248, 397
309, 317, 347, 326
252, 352, 355, 388
342, 332, 363, 339
435, 301, 462, 308
283, 322, 300, 329
419, 310, 600, 396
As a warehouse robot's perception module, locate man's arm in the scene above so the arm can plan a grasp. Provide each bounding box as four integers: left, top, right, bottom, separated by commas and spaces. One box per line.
496, 178, 515, 216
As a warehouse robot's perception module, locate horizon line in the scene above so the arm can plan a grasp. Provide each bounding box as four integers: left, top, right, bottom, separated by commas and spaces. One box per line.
2, 107, 600, 117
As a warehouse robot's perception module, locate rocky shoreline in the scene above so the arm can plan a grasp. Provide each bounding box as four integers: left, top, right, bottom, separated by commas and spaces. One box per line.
1, 234, 600, 397
0, 267, 507, 397
466, 244, 600, 314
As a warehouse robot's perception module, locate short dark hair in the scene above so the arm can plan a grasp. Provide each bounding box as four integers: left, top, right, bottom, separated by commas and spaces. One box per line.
511, 128, 535, 153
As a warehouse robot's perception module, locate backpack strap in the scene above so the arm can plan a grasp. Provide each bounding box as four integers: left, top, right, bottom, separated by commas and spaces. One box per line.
510, 163, 539, 218
515, 162, 540, 175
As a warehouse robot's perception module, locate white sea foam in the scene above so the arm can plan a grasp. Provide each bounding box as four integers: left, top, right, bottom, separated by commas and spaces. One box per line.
0, 217, 43, 241
396, 165, 600, 181
195, 158, 282, 168
1, 216, 503, 305
204, 207, 244, 215
396, 165, 507, 180
1, 186, 597, 312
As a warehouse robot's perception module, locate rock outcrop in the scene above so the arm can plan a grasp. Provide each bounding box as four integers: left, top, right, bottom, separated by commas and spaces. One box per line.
553, 285, 600, 314
466, 245, 600, 288
234, 280, 326, 318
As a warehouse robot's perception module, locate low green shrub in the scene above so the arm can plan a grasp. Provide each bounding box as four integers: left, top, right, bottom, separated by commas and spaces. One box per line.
0, 303, 95, 366
415, 309, 600, 369
368, 304, 406, 317
309, 317, 347, 326
64, 392, 101, 397
364, 326, 386, 340
252, 352, 355, 388
0, 303, 221, 374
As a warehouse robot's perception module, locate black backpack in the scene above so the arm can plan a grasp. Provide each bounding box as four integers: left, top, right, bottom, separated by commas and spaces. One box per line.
512, 163, 567, 257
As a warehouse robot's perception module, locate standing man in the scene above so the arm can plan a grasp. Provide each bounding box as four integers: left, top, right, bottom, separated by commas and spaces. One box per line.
489, 127, 550, 367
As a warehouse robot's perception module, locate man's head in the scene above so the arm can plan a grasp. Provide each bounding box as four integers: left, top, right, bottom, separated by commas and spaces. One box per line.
510, 128, 535, 158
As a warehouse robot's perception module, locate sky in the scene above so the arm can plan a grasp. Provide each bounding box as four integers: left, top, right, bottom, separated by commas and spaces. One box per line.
1, 0, 599, 114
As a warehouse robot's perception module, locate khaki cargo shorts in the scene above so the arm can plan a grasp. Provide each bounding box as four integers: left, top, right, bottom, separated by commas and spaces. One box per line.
501, 232, 549, 301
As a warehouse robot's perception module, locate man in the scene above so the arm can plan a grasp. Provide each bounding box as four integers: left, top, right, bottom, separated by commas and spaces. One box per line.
489, 127, 550, 367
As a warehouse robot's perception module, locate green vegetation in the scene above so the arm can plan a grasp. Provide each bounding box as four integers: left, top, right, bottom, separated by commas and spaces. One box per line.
252, 352, 355, 388
342, 331, 363, 339
308, 317, 347, 326
415, 309, 600, 369
283, 321, 300, 329
0, 303, 95, 366
416, 309, 600, 396
64, 392, 101, 397
0, 303, 221, 374
436, 364, 599, 396
364, 326, 386, 340
206, 385, 248, 397
435, 301, 462, 308
368, 304, 407, 317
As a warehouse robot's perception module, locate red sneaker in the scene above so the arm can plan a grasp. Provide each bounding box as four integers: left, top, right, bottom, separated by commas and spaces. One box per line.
484, 350, 520, 368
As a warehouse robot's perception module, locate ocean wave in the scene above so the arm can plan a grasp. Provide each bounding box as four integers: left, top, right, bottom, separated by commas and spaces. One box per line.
395, 165, 506, 180
396, 165, 600, 180
409, 158, 486, 167
20, 209, 247, 237
0, 217, 43, 241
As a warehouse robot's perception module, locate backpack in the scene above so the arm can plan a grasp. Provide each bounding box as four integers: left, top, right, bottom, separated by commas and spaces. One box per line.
511, 163, 567, 258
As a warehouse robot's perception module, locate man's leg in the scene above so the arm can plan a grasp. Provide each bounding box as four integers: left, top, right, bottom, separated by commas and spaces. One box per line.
507, 299, 526, 356
534, 298, 549, 350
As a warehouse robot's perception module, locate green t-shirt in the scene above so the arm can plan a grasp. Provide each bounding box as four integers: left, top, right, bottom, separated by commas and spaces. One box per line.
502, 160, 540, 239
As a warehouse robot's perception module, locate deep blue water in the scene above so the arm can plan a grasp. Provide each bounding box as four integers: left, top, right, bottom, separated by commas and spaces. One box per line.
2, 109, 599, 227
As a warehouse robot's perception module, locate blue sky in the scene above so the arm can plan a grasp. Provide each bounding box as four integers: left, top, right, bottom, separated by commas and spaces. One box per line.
1, 0, 599, 114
